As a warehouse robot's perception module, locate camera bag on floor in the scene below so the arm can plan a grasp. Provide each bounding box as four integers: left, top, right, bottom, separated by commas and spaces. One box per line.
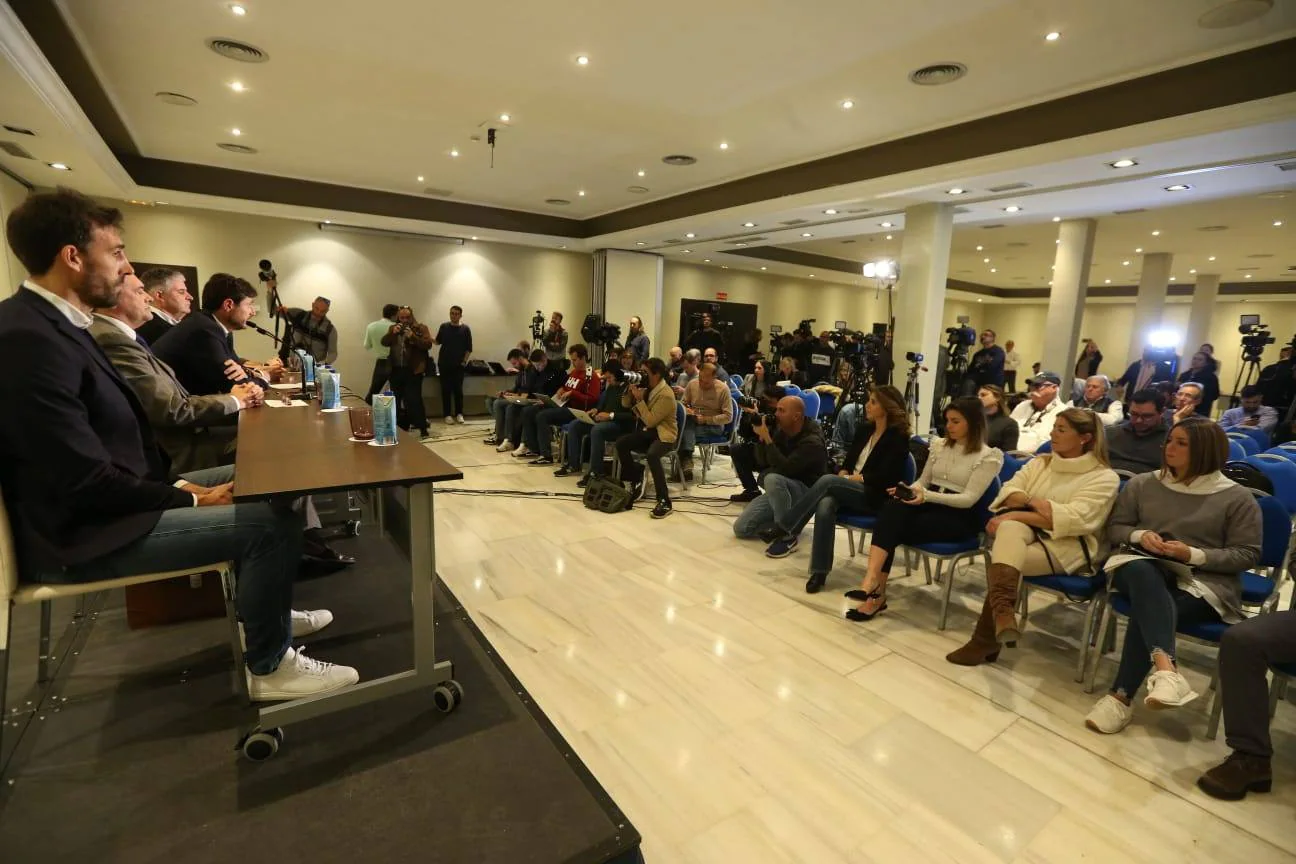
583, 476, 633, 513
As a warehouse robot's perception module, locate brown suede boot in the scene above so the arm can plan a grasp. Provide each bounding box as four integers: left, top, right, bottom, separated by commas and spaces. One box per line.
945, 601, 1001, 666
986, 563, 1022, 644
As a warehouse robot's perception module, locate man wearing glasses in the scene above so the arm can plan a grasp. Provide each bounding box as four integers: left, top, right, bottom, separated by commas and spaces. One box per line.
1105, 389, 1169, 474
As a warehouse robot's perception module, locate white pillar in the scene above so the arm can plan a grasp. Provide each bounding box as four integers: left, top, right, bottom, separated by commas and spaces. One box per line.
1126, 252, 1174, 363
1184, 273, 1221, 362
893, 202, 954, 432
1041, 219, 1097, 383
593, 249, 663, 361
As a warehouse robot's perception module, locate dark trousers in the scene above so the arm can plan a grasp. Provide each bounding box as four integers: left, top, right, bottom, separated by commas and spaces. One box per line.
519, 403, 546, 451
1220, 610, 1296, 758
1004, 371, 1017, 392
440, 364, 466, 416
731, 442, 759, 492
390, 366, 428, 434
776, 474, 877, 576
1108, 560, 1220, 698
615, 428, 671, 501
869, 499, 980, 574
535, 406, 574, 456
364, 357, 391, 403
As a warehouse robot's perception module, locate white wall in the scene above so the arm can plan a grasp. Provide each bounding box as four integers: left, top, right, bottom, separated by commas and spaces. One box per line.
0, 171, 29, 295
109, 202, 591, 388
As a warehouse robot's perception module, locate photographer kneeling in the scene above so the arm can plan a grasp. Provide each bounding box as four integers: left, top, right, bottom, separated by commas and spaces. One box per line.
844, 398, 1003, 622
729, 383, 785, 502
614, 358, 679, 519
731, 396, 829, 540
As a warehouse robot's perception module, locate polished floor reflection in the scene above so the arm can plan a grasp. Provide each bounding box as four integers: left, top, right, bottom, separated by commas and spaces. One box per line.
426, 422, 1296, 863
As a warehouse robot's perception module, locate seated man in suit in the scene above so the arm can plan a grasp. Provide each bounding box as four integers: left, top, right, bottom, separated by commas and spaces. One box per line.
1, 189, 357, 700
135, 266, 191, 344
91, 272, 260, 476
154, 273, 275, 397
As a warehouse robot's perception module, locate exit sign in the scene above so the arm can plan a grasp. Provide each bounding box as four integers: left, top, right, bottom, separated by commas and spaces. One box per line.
716, 292, 728, 301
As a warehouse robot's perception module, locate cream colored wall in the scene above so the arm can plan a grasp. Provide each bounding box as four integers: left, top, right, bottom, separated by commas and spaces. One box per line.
0, 171, 30, 295
109, 202, 591, 388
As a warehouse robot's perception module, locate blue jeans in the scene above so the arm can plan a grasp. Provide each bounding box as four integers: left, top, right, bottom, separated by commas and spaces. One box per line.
535, 406, 574, 456
680, 415, 724, 458
776, 474, 875, 576
733, 474, 808, 538
565, 419, 627, 473
47, 466, 301, 675
1107, 559, 1220, 699
519, 403, 546, 451
490, 397, 513, 439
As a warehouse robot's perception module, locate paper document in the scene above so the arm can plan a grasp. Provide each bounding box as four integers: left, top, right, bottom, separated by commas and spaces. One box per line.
569, 409, 596, 425
1105, 552, 1194, 581
538, 393, 570, 409
265, 399, 309, 408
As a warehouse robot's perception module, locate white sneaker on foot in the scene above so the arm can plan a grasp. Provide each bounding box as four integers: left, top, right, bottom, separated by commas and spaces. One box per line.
444, 415, 455, 424
1084, 694, 1133, 734
496, 439, 514, 452
290, 609, 333, 637
1145, 669, 1199, 709
512, 443, 528, 456
247, 646, 359, 702
456, 414, 466, 424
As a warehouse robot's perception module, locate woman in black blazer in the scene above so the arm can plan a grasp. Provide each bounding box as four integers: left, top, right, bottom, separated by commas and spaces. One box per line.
764, 385, 911, 593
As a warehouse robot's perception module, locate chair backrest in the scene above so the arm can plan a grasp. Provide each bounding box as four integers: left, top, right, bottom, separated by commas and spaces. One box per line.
1228, 439, 1248, 462
972, 477, 1002, 527
1253, 493, 1292, 570
783, 384, 801, 394
722, 395, 740, 437
902, 453, 917, 485
1263, 447, 1296, 463
1035, 440, 1052, 454
1228, 433, 1261, 456
817, 391, 836, 419
673, 401, 687, 451
799, 390, 821, 420
1244, 456, 1296, 514
1232, 426, 1270, 450
0, 486, 17, 603
999, 454, 1028, 483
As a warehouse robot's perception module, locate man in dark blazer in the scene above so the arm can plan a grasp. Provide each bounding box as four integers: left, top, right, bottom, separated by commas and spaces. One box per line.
91, 272, 258, 476
135, 266, 191, 345
1, 189, 356, 701
153, 272, 273, 397
1114, 348, 1174, 401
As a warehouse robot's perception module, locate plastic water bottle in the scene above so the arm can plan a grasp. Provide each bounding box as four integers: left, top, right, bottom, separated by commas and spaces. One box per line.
296, 349, 316, 388
372, 389, 398, 444
319, 367, 341, 409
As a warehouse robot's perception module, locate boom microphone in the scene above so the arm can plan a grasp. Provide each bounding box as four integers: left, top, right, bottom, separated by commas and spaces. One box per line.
246, 320, 281, 343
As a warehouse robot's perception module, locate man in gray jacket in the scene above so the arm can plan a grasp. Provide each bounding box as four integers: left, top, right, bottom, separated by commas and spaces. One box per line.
1105, 389, 1167, 474
732, 396, 828, 540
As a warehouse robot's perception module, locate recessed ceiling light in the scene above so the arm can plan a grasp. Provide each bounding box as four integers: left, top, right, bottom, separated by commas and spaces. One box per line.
721, 265, 728, 269
1108, 158, 1138, 169
975, 245, 983, 251
886, 235, 892, 240
635, 241, 646, 246
417, 175, 424, 182
229, 81, 246, 92
575, 55, 590, 66
450, 149, 459, 157
1135, 247, 1143, 253
1003, 205, 1021, 213
1052, 216, 1061, 222
946, 188, 965, 195
231, 127, 242, 136
880, 221, 893, 228
1190, 268, 1197, 274
703, 258, 711, 263
1055, 239, 1060, 244
637, 169, 645, 177
801, 232, 813, 238
735, 242, 747, 247
578, 190, 586, 197
719, 141, 729, 150
742, 221, 756, 227
684, 232, 695, 239
1170, 276, 1177, 281
681, 249, 692, 253
1151, 230, 1161, 236
1045, 31, 1060, 41
760, 266, 767, 271
983, 257, 990, 263
1246, 274, 1253, 278
1276, 221, 1285, 227
990, 268, 997, 273
1208, 255, 1217, 261
1122, 260, 1130, 266
1105, 279, 1111, 284
823, 209, 838, 215
47, 162, 70, 171
977, 298, 983, 302
499, 113, 511, 122
1165, 184, 1192, 192
808, 274, 815, 278
470, 236, 478, 241
230, 3, 247, 15
841, 99, 855, 109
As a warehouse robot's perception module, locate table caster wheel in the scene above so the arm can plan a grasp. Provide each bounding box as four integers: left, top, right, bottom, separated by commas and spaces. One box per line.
345, 520, 361, 537
240, 727, 283, 762
433, 679, 464, 713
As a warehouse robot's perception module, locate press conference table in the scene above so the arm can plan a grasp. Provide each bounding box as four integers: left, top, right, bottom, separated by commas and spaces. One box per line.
233, 403, 463, 743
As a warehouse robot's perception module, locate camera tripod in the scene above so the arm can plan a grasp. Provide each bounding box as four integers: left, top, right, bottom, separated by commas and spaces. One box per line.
1230, 352, 1265, 408
903, 360, 924, 436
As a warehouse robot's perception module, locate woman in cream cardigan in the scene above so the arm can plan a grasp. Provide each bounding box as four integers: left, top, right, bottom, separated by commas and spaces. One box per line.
946, 407, 1121, 666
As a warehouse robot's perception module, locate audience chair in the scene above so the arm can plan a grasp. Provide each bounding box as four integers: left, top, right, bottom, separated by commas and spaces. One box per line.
1228, 433, 1261, 457
901, 478, 1001, 631
1035, 440, 1053, 454
1262, 447, 1296, 463
0, 486, 238, 764
1017, 566, 1107, 683
1269, 661, 1296, 719
841, 454, 917, 557
1227, 439, 1248, 462
1244, 456, 1296, 515
799, 390, 821, 422
696, 394, 740, 483
1231, 426, 1270, 451
999, 454, 1029, 483
1085, 492, 1291, 738
817, 391, 836, 420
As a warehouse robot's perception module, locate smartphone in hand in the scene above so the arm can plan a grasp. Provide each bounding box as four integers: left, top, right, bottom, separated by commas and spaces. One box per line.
893, 483, 916, 502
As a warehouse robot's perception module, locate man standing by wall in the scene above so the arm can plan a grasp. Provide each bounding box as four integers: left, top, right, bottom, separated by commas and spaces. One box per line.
136, 267, 191, 344
965, 329, 1005, 393
278, 296, 338, 365
626, 316, 650, 365
1002, 339, 1021, 392
363, 303, 398, 404
685, 311, 725, 361
542, 311, 568, 366
433, 304, 473, 424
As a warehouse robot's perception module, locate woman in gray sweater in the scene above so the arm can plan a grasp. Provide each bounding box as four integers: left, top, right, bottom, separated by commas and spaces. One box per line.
1086, 417, 1261, 735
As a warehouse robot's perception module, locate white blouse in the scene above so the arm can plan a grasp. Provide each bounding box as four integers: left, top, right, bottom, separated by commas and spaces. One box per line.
917, 440, 1004, 508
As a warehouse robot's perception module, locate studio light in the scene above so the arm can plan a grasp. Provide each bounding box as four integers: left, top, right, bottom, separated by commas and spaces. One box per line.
1147, 329, 1181, 349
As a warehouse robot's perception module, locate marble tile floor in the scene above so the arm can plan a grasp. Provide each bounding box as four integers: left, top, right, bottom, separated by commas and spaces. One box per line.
423, 421, 1296, 863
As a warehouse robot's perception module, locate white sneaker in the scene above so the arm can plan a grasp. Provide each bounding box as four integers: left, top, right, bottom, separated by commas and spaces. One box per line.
444, 415, 455, 424
1145, 669, 1199, 709
246, 646, 359, 702
512, 443, 528, 456
495, 439, 514, 452
291, 608, 333, 637
456, 414, 466, 424
1084, 694, 1133, 734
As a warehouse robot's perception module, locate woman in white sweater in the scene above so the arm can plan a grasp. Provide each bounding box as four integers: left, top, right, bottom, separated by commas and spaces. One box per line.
846, 398, 1003, 621
947, 407, 1120, 666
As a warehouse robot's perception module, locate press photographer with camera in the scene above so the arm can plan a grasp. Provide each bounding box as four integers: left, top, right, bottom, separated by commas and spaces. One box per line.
276, 295, 338, 365
731, 395, 829, 538
614, 358, 679, 519
381, 306, 434, 440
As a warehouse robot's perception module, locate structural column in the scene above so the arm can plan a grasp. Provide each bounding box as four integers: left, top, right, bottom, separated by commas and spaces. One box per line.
1125, 252, 1174, 365
893, 202, 954, 432
1184, 273, 1221, 363
593, 249, 664, 363
1041, 219, 1097, 383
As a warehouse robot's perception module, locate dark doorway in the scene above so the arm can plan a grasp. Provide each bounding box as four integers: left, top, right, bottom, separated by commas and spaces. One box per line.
678, 299, 758, 371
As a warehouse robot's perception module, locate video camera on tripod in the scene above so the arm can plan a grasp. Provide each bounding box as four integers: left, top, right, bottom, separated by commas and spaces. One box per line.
530, 310, 545, 342
580, 313, 623, 351
1239, 314, 1275, 362
942, 315, 977, 398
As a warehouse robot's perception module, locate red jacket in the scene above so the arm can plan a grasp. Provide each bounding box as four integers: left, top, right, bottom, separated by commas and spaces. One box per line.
561, 366, 601, 410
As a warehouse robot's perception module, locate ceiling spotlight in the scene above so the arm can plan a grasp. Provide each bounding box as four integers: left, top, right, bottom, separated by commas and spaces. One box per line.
1045, 31, 1060, 41
417, 175, 424, 182
499, 113, 511, 122
1108, 158, 1137, 169
823, 208, 838, 215
684, 232, 695, 239
1105, 279, 1111, 284
1165, 184, 1192, 192
1246, 274, 1253, 278
801, 232, 813, 238
719, 141, 729, 150
1003, 205, 1021, 213
1151, 230, 1161, 236
637, 169, 645, 177
470, 236, 478, 241
808, 274, 815, 278
1122, 260, 1130, 266
558, 245, 567, 249
323, 219, 331, 224
880, 221, 893, 228
229, 81, 246, 92
1208, 255, 1216, 261
1276, 221, 1285, 227
1135, 247, 1143, 253
1052, 216, 1061, 222
721, 265, 728, 269
975, 245, 983, 251
742, 221, 756, 228
990, 268, 997, 273
977, 298, 983, 303
841, 99, 855, 109
983, 257, 990, 263
735, 242, 747, 247
231, 127, 242, 136
681, 249, 692, 253
760, 266, 767, 271
946, 188, 965, 195
1170, 276, 1177, 281
635, 241, 646, 246
450, 149, 459, 157
578, 190, 586, 197
1190, 269, 1197, 274
230, 3, 247, 14
47, 162, 70, 171
703, 258, 711, 263
885, 235, 892, 240
575, 55, 590, 66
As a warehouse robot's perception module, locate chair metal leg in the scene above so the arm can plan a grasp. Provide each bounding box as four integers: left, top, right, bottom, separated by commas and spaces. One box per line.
847, 528, 856, 558
1206, 664, 1223, 740
219, 565, 251, 704
1086, 602, 1114, 693
938, 559, 955, 631
1075, 599, 1100, 683
923, 556, 933, 585
0, 604, 11, 768
36, 600, 52, 684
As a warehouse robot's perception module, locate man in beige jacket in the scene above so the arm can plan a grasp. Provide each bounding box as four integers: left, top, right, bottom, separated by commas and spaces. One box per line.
614, 357, 679, 519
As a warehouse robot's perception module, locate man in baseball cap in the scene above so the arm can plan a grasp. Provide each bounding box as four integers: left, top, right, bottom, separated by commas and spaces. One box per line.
1010, 371, 1066, 452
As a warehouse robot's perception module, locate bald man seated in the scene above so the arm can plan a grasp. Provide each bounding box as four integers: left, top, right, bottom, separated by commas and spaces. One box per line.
732, 395, 829, 541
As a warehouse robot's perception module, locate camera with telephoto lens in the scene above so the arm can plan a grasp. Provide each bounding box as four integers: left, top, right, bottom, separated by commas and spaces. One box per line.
620, 370, 644, 386
257, 259, 277, 283
945, 324, 976, 347
905, 351, 924, 364
1239, 315, 1275, 362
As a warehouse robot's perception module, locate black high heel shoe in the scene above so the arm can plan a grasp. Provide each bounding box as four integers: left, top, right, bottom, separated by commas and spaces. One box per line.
845, 590, 887, 622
